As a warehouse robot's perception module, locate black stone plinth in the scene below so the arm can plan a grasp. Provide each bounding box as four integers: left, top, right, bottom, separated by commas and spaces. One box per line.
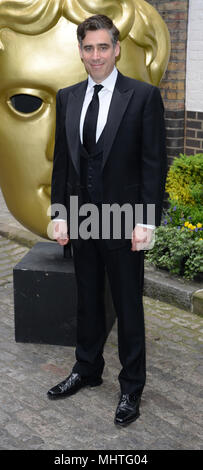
13, 242, 116, 346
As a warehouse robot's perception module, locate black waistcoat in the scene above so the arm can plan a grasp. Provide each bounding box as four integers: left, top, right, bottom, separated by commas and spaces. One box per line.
77, 127, 129, 249
80, 129, 105, 204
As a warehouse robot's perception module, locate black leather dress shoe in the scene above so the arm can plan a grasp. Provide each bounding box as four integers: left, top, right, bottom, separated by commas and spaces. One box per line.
114, 393, 141, 427
47, 372, 102, 399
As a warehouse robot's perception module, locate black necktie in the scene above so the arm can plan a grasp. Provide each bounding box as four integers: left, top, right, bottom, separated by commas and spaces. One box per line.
83, 84, 103, 154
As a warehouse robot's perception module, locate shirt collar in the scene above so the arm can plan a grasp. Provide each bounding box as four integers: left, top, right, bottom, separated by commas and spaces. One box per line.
87, 66, 118, 93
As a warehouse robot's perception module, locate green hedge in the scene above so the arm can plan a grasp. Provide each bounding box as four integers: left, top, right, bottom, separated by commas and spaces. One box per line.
145, 153, 203, 280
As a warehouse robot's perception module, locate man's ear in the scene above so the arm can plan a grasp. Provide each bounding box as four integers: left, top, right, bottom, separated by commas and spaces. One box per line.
78, 43, 83, 60
115, 41, 121, 59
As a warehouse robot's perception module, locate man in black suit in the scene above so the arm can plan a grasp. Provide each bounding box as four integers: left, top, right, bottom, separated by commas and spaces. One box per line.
48, 14, 167, 427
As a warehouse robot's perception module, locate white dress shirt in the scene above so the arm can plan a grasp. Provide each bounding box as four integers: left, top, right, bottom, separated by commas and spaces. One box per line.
80, 66, 118, 144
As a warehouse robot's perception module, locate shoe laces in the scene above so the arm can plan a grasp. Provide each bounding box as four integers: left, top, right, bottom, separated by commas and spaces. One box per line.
119, 394, 130, 408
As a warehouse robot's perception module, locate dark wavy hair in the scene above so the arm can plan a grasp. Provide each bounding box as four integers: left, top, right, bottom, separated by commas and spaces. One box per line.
77, 14, 120, 47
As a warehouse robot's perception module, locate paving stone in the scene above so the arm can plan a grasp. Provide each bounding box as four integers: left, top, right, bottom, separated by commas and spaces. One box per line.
0, 232, 202, 450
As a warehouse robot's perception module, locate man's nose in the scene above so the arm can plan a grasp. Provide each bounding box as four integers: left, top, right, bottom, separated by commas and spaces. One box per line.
92, 48, 100, 60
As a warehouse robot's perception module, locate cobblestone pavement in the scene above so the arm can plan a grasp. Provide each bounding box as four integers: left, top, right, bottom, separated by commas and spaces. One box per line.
0, 190, 23, 230
0, 234, 202, 451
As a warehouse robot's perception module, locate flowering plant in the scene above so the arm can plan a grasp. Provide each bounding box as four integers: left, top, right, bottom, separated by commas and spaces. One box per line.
145, 153, 203, 280
162, 205, 203, 241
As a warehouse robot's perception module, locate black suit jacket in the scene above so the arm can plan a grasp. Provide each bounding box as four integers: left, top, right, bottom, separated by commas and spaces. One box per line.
51, 71, 167, 246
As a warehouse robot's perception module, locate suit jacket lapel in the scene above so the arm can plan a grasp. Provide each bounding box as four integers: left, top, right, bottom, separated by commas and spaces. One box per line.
102, 72, 134, 171
65, 73, 134, 175
65, 80, 87, 175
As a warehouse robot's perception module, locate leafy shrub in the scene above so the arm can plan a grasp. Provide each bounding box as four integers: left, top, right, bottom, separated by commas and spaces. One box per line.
165, 153, 203, 206
145, 153, 203, 280
145, 226, 203, 280
163, 202, 203, 227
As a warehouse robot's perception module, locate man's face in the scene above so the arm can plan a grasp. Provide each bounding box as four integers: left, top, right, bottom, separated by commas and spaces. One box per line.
79, 29, 120, 83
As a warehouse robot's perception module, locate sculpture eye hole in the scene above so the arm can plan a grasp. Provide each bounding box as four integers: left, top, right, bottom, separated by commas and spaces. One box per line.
10, 94, 43, 113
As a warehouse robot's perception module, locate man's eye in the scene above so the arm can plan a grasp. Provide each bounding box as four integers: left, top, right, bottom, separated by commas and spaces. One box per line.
10, 94, 43, 113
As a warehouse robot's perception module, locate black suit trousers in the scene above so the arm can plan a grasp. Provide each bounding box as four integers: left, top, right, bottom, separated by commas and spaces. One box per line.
72, 237, 146, 395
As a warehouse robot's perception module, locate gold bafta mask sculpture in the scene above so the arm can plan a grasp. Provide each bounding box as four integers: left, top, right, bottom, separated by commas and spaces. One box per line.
0, 0, 170, 238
